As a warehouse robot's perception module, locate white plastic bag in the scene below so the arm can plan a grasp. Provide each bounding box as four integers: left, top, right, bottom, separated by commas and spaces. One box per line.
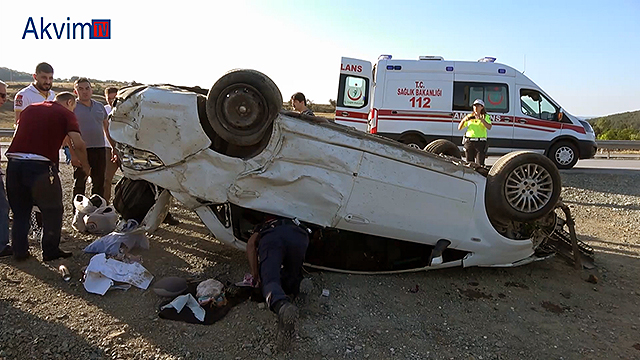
84, 206, 118, 235
73, 194, 117, 234
73, 195, 97, 233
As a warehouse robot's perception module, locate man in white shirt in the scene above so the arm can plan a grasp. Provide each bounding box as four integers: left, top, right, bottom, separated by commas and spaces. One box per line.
103, 86, 119, 201
103, 86, 117, 115
14, 62, 55, 122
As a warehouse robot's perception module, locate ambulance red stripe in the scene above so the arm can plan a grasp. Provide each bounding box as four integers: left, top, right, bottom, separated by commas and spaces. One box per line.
335, 117, 368, 124
334, 110, 368, 119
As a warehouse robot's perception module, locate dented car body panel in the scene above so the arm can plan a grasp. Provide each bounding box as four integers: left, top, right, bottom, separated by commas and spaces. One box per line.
110, 85, 543, 271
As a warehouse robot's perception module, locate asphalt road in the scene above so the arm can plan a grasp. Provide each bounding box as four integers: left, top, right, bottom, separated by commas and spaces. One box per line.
484, 156, 640, 174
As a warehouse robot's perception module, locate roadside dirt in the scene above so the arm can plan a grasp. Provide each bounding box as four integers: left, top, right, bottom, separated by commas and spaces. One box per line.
0, 166, 639, 360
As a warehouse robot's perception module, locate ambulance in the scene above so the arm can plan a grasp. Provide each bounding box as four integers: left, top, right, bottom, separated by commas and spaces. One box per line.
336, 55, 597, 169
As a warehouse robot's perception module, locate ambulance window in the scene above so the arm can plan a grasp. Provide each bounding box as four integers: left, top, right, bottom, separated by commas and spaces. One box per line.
453, 82, 509, 113
520, 89, 559, 121
337, 74, 369, 109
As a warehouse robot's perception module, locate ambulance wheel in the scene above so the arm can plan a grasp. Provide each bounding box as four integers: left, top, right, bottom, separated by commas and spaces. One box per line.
206, 69, 282, 146
423, 139, 461, 158
486, 151, 561, 222
548, 141, 578, 169
398, 134, 426, 149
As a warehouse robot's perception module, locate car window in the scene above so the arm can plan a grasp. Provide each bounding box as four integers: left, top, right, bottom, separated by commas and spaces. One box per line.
338, 74, 369, 109
520, 89, 559, 121
453, 82, 509, 113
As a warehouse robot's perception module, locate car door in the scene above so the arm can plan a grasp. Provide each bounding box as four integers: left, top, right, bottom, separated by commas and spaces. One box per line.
513, 87, 563, 152
334, 151, 478, 247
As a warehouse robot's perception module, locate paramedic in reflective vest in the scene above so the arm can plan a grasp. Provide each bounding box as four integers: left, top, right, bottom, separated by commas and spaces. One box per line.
246, 216, 310, 350
458, 99, 492, 166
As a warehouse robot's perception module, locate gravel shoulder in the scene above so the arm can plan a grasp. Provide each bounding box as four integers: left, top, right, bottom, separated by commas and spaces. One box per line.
1, 165, 639, 360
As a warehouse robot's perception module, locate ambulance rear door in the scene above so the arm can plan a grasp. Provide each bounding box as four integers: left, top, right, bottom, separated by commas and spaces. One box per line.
336, 57, 372, 131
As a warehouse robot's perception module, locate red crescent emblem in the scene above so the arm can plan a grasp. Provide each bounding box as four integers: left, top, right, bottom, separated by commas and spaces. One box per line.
347, 89, 362, 101
487, 93, 503, 105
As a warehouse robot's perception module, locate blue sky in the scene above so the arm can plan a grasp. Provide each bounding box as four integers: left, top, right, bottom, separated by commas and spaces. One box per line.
2, 0, 638, 117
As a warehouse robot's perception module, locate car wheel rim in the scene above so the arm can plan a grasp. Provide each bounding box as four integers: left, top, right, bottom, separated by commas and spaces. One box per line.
505, 163, 554, 213
407, 143, 421, 149
217, 83, 267, 133
555, 146, 574, 165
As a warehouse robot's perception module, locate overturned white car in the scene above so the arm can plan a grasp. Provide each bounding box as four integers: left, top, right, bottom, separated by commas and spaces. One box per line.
110, 70, 592, 273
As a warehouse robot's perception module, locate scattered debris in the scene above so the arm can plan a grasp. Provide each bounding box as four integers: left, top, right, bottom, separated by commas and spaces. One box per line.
633, 344, 640, 351
83, 253, 153, 295
541, 301, 569, 314
459, 289, 492, 300
586, 274, 599, 284
504, 282, 529, 290
59, 265, 71, 282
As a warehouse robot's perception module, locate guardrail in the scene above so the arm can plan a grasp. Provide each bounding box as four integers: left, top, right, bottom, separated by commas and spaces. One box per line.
597, 140, 640, 159
0, 129, 13, 137
596, 140, 640, 149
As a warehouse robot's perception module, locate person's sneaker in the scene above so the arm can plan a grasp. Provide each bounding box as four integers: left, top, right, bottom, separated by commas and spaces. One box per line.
42, 250, 73, 262
0, 245, 13, 258
163, 212, 180, 226
276, 301, 298, 351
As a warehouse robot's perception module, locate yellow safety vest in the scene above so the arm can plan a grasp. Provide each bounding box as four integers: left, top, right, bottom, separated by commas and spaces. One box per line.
464, 114, 491, 139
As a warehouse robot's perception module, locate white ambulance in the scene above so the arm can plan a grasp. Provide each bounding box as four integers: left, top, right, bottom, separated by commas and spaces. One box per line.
336, 55, 597, 169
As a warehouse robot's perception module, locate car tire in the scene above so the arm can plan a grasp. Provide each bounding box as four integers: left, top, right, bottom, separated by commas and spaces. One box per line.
398, 134, 426, 149
206, 69, 282, 146
423, 139, 461, 158
548, 141, 578, 169
486, 151, 561, 222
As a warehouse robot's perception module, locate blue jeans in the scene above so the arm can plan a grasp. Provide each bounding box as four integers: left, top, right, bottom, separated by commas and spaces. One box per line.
6, 159, 63, 258
259, 224, 309, 310
0, 174, 9, 252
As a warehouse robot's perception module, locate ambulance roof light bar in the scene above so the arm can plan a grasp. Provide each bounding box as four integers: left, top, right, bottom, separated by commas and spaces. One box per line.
419, 56, 444, 60
378, 54, 392, 60
478, 57, 497, 62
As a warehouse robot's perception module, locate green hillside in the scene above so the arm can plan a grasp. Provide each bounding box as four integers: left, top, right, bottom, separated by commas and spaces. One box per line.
589, 110, 640, 140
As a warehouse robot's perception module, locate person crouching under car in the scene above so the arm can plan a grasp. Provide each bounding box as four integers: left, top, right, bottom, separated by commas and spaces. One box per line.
458, 99, 492, 166
246, 215, 310, 350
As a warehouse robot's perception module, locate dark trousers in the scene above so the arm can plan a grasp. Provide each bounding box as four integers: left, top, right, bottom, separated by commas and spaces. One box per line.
464, 140, 487, 165
0, 175, 9, 251
6, 159, 63, 258
259, 224, 309, 310
73, 147, 108, 200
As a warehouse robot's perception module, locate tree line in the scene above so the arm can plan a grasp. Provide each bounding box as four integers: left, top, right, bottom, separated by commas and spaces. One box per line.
589, 110, 640, 140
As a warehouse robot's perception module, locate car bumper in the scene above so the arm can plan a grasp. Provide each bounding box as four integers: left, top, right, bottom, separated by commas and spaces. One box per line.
578, 140, 597, 159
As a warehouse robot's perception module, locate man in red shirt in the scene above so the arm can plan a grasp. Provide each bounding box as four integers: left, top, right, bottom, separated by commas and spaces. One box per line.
6, 92, 90, 261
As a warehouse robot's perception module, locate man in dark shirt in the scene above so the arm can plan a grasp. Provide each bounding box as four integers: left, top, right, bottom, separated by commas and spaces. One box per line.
6, 92, 90, 261
0, 81, 10, 257
290, 92, 314, 116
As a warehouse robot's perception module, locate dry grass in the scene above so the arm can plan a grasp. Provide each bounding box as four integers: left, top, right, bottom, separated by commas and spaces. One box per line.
0, 82, 119, 129
1, 81, 337, 128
